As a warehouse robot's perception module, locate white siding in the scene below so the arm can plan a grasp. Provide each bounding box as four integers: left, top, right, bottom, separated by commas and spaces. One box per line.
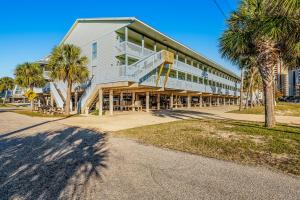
63, 21, 129, 84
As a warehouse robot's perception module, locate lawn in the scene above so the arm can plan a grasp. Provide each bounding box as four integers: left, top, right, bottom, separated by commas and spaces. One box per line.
115, 119, 300, 175
228, 102, 300, 116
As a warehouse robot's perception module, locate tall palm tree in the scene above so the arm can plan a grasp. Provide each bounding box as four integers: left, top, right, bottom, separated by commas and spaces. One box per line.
48, 44, 89, 115
220, 0, 299, 127
15, 62, 45, 109
0, 77, 14, 104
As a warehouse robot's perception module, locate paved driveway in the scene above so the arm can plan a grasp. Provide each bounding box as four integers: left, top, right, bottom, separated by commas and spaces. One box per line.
0, 109, 299, 200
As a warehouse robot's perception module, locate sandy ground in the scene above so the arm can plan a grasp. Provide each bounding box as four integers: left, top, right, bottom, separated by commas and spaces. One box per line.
0, 108, 300, 199
56, 106, 300, 132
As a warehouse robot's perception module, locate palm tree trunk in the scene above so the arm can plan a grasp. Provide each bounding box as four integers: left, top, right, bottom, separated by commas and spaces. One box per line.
29, 87, 34, 111
263, 81, 275, 127
65, 81, 72, 115
239, 69, 244, 111
245, 73, 254, 109
250, 85, 254, 108
256, 39, 277, 127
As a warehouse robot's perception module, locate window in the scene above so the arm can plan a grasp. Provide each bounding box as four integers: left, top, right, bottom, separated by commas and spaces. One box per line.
178, 72, 185, 80
170, 69, 177, 78
199, 77, 203, 84
187, 74, 192, 82
92, 42, 97, 59
193, 75, 198, 83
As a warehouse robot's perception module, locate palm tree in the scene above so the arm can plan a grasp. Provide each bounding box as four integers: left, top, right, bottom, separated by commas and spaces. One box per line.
15, 62, 45, 110
0, 77, 14, 104
220, 0, 299, 127
48, 44, 89, 115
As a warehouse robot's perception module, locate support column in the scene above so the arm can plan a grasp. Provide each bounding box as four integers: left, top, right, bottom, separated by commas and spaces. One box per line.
75, 91, 78, 112
175, 95, 178, 108
146, 92, 150, 112
170, 93, 174, 109
109, 89, 113, 116
199, 94, 202, 107
98, 88, 103, 116
187, 95, 191, 108
141, 35, 144, 55
50, 93, 54, 107
125, 27, 128, 68
223, 97, 226, 106
132, 92, 135, 111
217, 97, 220, 106
209, 96, 212, 107
120, 91, 124, 111
157, 93, 160, 110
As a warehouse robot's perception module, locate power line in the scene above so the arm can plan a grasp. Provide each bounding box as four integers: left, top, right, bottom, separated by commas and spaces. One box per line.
212, 0, 227, 19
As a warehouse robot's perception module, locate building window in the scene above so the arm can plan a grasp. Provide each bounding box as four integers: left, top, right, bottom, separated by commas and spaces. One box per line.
178, 72, 185, 80
170, 69, 177, 78
187, 74, 192, 82
193, 75, 198, 83
92, 42, 97, 59
199, 77, 203, 84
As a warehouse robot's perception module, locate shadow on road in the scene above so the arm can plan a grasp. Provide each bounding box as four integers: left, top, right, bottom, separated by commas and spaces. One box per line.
0, 126, 108, 200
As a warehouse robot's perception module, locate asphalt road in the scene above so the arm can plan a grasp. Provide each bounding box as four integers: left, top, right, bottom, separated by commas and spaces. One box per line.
0, 109, 299, 200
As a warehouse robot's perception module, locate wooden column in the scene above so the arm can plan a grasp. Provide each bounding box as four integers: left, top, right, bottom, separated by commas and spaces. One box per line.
175, 95, 178, 108
170, 93, 174, 109
187, 95, 191, 108
132, 92, 135, 111
199, 94, 202, 107
157, 93, 160, 110
209, 96, 212, 107
223, 97, 226, 105
146, 92, 150, 112
217, 97, 220, 106
98, 88, 103, 116
109, 89, 113, 116
75, 91, 78, 113
50, 93, 54, 107
120, 91, 124, 111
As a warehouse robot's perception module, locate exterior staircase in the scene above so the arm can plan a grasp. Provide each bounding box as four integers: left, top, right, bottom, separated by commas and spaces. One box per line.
77, 50, 174, 114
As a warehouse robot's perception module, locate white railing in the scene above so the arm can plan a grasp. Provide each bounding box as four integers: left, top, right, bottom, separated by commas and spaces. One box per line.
49, 82, 64, 108
128, 51, 163, 81
116, 41, 155, 58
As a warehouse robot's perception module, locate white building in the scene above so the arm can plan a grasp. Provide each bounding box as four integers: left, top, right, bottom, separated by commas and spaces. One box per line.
39, 17, 241, 115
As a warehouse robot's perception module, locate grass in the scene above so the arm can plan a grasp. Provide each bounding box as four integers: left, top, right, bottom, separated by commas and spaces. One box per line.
115, 119, 300, 175
228, 102, 300, 116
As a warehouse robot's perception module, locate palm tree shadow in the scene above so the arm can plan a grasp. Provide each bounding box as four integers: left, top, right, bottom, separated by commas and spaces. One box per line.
0, 126, 108, 200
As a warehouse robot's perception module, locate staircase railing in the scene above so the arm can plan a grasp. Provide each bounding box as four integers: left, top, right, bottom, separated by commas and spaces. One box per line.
49, 82, 64, 108
127, 51, 164, 81
77, 76, 96, 113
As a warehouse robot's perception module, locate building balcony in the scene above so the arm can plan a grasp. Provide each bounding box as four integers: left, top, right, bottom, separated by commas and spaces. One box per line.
115, 41, 154, 59
115, 41, 238, 90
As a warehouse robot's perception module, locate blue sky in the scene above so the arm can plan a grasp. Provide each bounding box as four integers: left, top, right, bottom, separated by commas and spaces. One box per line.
0, 0, 239, 78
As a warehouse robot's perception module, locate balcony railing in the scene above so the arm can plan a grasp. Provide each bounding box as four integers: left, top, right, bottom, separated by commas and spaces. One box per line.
116, 41, 154, 58
114, 41, 239, 96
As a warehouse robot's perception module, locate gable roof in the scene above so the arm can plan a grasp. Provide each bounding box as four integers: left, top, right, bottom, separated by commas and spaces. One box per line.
61, 17, 240, 80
